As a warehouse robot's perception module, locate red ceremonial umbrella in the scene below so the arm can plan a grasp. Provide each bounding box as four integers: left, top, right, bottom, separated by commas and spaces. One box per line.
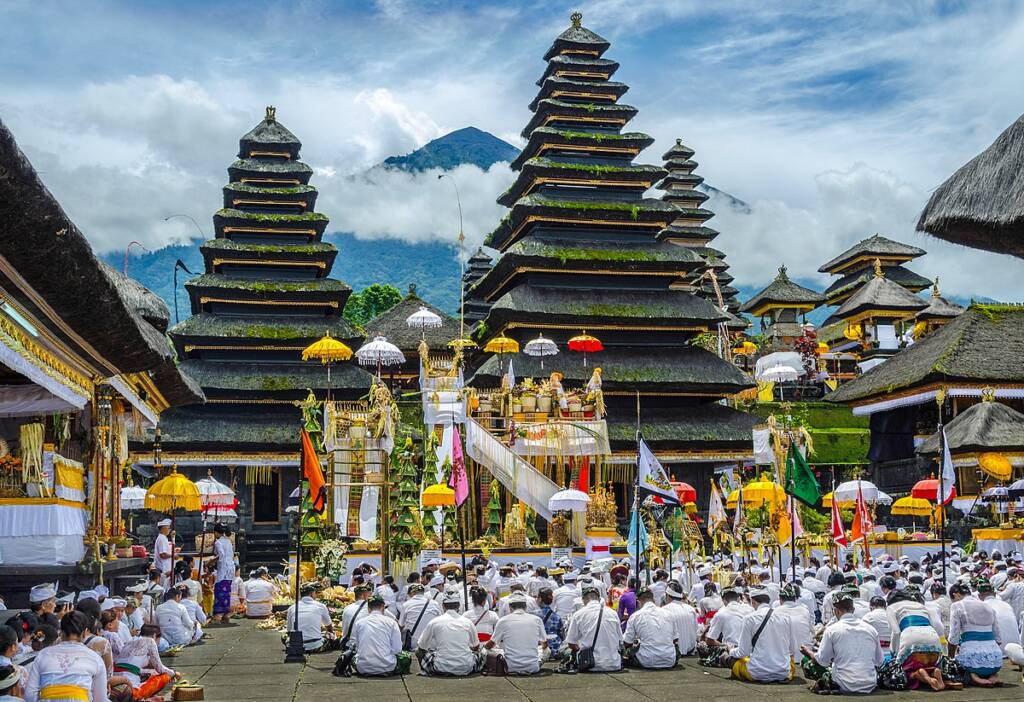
911, 478, 956, 502
568, 331, 603, 367
672, 481, 697, 504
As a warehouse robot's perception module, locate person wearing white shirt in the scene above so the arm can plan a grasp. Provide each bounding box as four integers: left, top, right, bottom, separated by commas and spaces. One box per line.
730, 588, 800, 683
794, 580, 818, 623
399, 585, 442, 650
706, 589, 751, 649
979, 582, 1021, 652
243, 569, 278, 619
341, 585, 376, 643
286, 584, 336, 652
486, 594, 546, 674
948, 582, 1002, 687
211, 524, 236, 623
25, 612, 107, 702
991, 563, 1009, 591
552, 578, 580, 620
351, 598, 405, 676
998, 568, 1024, 621
496, 586, 539, 618
802, 593, 883, 694
462, 587, 498, 643
526, 568, 553, 599
661, 583, 698, 656
563, 587, 622, 672
860, 597, 893, 659
925, 583, 952, 633
374, 576, 401, 618
154, 587, 196, 648
416, 595, 484, 676
622, 590, 677, 669
152, 519, 174, 589
649, 570, 669, 606
179, 594, 206, 644
778, 585, 813, 648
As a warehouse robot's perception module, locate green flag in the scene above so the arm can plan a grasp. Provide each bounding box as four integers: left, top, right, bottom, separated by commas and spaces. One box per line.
785, 442, 820, 507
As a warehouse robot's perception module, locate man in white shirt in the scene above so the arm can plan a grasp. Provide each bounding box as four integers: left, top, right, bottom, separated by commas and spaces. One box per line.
730, 587, 800, 683
416, 594, 484, 676
341, 584, 375, 643
661, 583, 698, 656
552, 573, 581, 620
155, 587, 196, 647
153, 519, 173, 589
211, 524, 236, 623
496, 584, 539, 618
622, 590, 677, 669
777, 584, 813, 648
243, 568, 278, 619
399, 584, 441, 651
860, 597, 892, 659
285, 583, 336, 653
980, 581, 1022, 651
350, 596, 405, 676
706, 588, 752, 649
802, 592, 883, 694
563, 586, 622, 672
998, 567, 1024, 621
486, 593, 546, 674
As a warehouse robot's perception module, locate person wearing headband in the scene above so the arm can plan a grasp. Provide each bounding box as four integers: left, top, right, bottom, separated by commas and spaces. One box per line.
0, 664, 20, 701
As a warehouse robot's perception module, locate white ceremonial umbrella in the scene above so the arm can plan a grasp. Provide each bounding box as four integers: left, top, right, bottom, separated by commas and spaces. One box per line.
1008, 478, 1024, 499
197, 476, 235, 508
120, 485, 147, 511
548, 488, 590, 513
406, 306, 443, 339
982, 486, 1011, 503
760, 365, 801, 383
523, 334, 558, 370
875, 490, 893, 506
356, 335, 406, 376
832, 479, 880, 504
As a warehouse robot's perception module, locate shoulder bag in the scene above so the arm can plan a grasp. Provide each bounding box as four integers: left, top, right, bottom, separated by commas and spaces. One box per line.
576, 605, 604, 672
402, 600, 430, 651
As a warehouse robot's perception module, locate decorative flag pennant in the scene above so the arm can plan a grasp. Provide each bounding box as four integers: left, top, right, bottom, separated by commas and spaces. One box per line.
784, 442, 821, 507
300, 428, 327, 515
831, 494, 848, 547
732, 483, 745, 536
626, 507, 649, 558
708, 480, 726, 530
449, 427, 469, 507
940, 426, 956, 505
637, 437, 681, 507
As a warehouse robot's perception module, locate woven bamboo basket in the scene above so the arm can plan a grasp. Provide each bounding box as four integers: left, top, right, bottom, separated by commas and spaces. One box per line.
172, 684, 204, 701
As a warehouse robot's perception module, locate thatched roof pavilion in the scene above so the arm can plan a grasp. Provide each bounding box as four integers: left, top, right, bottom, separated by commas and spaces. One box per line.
917, 113, 1024, 258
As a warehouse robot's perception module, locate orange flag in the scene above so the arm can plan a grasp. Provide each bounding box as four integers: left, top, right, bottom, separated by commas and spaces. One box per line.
300, 428, 327, 515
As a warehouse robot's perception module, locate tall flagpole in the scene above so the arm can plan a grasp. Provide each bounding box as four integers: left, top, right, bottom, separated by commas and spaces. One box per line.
936, 388, 947, 586
634, 392, 642, 585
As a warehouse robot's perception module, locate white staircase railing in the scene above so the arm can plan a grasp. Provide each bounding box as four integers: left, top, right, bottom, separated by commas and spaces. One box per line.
464, 416, 560, 522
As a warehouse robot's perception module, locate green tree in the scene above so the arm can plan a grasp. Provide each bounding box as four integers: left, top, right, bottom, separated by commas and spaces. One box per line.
344, 283, 403, 325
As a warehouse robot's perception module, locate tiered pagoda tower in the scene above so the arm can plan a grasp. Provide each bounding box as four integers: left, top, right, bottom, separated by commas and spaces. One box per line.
820, 234, 930, 308
158, 108, 374, 552
463, 248, 493, 325
655, 140, 742, 317
739, 265, 824, 351
468, 14, 754, 487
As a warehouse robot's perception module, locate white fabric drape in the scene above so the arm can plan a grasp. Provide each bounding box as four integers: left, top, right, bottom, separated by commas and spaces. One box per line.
513, 420, 610, 457
464, 417, 560, 522
0, 502, 87, 536
0, 335, 89, 412
752, 428, 772, 465
0, 384, 80, 417
359, 486, 379, 541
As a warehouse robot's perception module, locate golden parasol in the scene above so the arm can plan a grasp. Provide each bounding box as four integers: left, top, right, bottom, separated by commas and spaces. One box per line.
145, 466, 201, 587
421, 483, 456, 508
483, 335, 519, 354
448, 337, 478, 351
302, 332, 353, 401
726, 479, 786, 510
890, 496, 933, 517
731, 341, 757, 356
979, 452, 1013, 482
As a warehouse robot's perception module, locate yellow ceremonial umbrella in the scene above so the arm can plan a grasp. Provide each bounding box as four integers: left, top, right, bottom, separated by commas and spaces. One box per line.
726, 479, 786, 510
979, 452, 1013, 482
484, 334, 519, 354
145, 466, 201, 587
891, 496, 933, 517
732, 341, 757, 356
302, 332, 353, 402
448, 337, 478, 351
821, 491, 857, 509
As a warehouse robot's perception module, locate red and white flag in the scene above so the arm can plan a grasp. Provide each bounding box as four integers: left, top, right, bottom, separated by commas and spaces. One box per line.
585, 535, 612, 559
831, 495, 848, 547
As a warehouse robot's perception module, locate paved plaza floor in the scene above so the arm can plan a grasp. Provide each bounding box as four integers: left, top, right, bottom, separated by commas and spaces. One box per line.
169, 619, 1024, 702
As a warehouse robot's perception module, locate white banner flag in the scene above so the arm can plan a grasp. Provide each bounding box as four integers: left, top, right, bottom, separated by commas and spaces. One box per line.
638, 438, 680, 506
940, 427, 956, 505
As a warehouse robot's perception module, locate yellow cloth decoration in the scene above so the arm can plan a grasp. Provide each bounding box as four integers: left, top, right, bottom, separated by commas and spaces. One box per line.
55, 460, 84, 491
145, 467, 201, 512
756, 381, 775, 402
40, 686, 89, 701
979, 452, 1013, 481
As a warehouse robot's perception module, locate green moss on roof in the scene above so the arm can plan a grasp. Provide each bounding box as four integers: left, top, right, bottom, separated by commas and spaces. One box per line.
202, 239, 335, 255
226, 183, 316, 195
186, 274, 348, 293
214, 208, 328, 223
527, 157, 661, 175
807, 429, 869, 465
229, 158, 312, 174
519, 195, 674, 220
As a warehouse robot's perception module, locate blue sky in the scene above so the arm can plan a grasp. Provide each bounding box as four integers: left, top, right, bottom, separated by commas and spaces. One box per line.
3, 0, 1024, 299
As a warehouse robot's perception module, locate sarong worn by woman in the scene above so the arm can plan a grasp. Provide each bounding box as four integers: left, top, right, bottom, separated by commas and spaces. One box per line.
113, 636, 175, 700
886, 599, 944, 690
949, 598, 1002, 678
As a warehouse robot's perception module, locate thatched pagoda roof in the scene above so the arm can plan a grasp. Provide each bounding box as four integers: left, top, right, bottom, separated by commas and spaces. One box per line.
818, 234, 925, 274
917, 398, 1024, 457
170, 313, 363, 349
916, 283, 965, 322
543, 15, 611, 60
156, 404, 303, 451
823, 264, 932, 303
512, 128, 654, 170
740, 266, 824, 315
826, 304, 1024, 404
917, 113, 1024, 258
0, 118, 202, 407
179, 359, 373, 400
362, 294, 458, 352
833, 269, 928, 320
606, 404, 758, 451
238, 108, 301, 159
538, 55, 619, 84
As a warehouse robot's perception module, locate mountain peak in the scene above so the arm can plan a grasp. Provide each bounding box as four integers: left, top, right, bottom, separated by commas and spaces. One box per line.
382, 127, 519, 172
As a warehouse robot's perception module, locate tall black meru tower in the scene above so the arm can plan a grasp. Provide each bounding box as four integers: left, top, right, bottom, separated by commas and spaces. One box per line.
468, 15, 755, 496
158, 108, 374, 556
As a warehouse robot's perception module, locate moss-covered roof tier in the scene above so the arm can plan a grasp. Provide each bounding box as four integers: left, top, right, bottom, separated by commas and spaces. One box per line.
222, 182, 318, 211
486, 285, 726, 331
818, 234, 926, 274
740, 266, 824, 315
156, 405, 306, 452
200, 238, 337, 272
228, 158, 313, 184
606, 404, 758, 451
826, 304, 1024, 404
512, 128, 655, 170
822, 264, 932, 304
917, 399, 1024, 457
498, 157, 667, 207
179, 359, 373, 401
522, 99, 639, 139
185, 273, 351, 311
530, 76, 628, 110
473, 346, 752, 396
213, 208, 329, 241
833, 272, 928, 320
170, 313, 363, 350
539, 55, 620, 84
657, 224, 719, 243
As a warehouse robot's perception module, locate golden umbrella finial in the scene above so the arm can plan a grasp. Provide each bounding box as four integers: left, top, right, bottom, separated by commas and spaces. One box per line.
265, 106, 276, 122
571, 11, 582, 27
873, 258, 883, 277
932, 276, 941, 298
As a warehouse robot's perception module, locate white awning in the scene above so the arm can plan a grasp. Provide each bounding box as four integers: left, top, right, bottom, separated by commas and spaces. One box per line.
0, 337, 89, 414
